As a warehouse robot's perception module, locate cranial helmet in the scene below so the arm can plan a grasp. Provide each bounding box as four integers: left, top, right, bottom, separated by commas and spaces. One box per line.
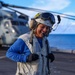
29, 12, 55, 30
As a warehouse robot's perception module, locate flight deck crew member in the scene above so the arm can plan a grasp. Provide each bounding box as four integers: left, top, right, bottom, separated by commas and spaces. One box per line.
6, 12, 55, 75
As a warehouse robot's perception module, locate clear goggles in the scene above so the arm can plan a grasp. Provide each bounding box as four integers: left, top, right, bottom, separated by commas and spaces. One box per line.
35, 12, 55, 24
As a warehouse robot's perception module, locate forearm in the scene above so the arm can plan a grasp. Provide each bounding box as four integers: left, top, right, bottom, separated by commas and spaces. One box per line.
6, 39, 31, 62
6, 50, 30, 62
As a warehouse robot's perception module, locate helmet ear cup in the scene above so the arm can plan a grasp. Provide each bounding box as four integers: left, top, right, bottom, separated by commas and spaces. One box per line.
29, 18, 37, 30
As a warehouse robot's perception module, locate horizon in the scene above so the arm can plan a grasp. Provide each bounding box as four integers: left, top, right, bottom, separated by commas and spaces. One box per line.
0, 0, 75, 34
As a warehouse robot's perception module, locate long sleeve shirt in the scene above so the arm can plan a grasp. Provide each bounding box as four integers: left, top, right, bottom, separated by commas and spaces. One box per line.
6, 38, 42, 62
6, 38, 31, 62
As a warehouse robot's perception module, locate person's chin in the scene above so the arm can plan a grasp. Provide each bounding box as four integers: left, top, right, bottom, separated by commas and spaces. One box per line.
40, 35, 44, 38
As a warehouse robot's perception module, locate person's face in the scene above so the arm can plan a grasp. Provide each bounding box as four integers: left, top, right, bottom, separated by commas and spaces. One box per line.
35, 24, 50, 38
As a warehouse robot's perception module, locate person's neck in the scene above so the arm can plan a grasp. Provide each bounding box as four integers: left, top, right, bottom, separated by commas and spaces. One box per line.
35, 36, 43, 39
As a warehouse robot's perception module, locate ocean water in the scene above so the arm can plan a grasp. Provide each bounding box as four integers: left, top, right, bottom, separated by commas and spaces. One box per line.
47, 34, 75, 50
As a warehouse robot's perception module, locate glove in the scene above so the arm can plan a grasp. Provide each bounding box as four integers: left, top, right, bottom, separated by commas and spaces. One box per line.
46, 53, 55, 62
26, 54, 39, 62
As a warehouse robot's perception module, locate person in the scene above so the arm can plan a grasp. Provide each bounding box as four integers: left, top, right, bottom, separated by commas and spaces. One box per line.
6, 12, 55, 75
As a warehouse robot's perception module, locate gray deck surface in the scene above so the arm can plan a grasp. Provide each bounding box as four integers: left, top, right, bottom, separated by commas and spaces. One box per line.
0, 49, 75, 75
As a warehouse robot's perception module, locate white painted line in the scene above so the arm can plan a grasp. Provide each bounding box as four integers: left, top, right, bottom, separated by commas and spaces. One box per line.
0, 56, 6, 59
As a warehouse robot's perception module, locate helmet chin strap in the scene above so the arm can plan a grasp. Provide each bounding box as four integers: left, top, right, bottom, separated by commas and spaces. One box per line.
29, 30, 34, 45
42, 33, 46, 37
43, 30, 51, 37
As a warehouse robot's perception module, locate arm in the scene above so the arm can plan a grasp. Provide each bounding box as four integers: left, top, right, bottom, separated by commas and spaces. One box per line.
6, 38, 31, 62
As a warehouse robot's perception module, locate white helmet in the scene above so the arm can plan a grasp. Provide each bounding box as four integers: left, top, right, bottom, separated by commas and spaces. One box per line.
29, 12, 55, 30
35, 18, 52, 27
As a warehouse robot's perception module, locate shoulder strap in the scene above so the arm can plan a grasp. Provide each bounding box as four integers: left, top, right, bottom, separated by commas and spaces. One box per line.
45, 39, 51, 75
29, 30, 34, 46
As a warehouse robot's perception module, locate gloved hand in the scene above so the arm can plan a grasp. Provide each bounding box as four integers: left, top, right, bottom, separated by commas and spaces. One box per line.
46, 53, 55, 62
26, 54, 39, 62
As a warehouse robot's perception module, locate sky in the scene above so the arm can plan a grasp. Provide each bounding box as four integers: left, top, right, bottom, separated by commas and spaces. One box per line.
0, 0, 75, 34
